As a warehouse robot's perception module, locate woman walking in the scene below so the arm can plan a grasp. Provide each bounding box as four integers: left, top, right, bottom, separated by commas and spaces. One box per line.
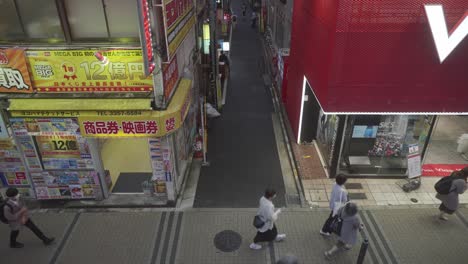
436, 168, 468, 220
324, 203, 363, 260
320, 174, 348, 236
250, 189, 286, 250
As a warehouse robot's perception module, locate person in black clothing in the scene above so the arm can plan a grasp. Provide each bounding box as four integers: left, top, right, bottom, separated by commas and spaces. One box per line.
242, 4, 247, 16
218, 51, 229, 67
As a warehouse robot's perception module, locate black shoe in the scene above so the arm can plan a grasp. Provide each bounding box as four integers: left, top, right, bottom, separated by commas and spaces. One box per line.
43, 237, 55, 246
10, 242, 24, 248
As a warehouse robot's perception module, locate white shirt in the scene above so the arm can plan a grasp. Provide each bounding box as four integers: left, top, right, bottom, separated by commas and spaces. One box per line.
329, 184, 348, 211
256, 196, 279, 232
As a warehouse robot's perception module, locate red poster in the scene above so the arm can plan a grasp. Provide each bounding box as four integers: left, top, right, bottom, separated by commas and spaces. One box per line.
162, 55, 179, 100
422, 164, 467, 177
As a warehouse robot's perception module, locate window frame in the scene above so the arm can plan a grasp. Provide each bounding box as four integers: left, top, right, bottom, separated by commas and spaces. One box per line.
0, 0, 140, 45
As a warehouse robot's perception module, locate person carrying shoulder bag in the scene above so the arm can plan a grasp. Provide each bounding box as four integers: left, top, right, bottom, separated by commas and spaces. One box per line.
320, 174, 349, 236
250, 189, 286, 250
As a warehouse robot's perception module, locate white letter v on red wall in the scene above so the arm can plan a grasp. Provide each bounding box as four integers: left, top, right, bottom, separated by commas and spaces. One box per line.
425, 5, 468, 63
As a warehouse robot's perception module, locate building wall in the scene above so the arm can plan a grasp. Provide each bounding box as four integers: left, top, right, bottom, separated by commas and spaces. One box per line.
285, 0, 468, 141
284, 0, 339, 139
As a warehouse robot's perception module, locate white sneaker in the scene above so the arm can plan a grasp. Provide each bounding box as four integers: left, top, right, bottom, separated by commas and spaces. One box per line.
249, 243, 262, 250
275, 233, 286, 242
320, 230, 331, 236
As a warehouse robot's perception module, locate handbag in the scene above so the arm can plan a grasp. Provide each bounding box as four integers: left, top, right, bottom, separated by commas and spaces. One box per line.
253, 215, 265, 228
330, 213, 343, 236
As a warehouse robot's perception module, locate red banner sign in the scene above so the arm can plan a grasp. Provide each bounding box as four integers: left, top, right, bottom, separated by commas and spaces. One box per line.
422, 164, 467, 177
163, 55, 179, 100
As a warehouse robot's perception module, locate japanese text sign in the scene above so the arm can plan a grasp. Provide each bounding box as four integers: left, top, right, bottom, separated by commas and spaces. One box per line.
78, 115, 162, 138
36, 135, 81, 159
164, 0, 196, 60
162, 55, 179, 100
0, 49, 33, 93
26, 49, 154, 93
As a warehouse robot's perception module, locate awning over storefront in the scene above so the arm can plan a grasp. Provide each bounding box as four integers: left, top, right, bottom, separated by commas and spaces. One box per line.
9, 98, 152, 111
8, 79, 193, 138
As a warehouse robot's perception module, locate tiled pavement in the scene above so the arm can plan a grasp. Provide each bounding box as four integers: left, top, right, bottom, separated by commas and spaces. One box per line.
1, 207, 468, 264
302, 177, 468, 208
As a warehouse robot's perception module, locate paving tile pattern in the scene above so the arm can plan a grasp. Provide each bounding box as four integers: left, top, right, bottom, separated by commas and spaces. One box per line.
55, 212, 161, 264
303, 177, 468, 208
0, 212, 76, 264
175, 210, 268, 264
371, 208, 468, 263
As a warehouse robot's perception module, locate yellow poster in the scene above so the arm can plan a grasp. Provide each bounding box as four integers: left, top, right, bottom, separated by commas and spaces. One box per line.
36, 135, 81, 158
26, 49, 154, 93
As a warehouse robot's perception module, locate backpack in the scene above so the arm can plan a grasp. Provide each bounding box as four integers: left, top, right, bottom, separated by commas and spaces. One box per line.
0, 200, 13, 224
434, 172, 463, 195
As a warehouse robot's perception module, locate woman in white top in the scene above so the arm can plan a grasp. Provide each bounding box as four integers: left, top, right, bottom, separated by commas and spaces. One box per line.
320, 174, 349, 236
250, 189, 286, 250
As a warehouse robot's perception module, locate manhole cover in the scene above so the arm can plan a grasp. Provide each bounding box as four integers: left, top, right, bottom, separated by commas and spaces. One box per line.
214, 230, 242, 252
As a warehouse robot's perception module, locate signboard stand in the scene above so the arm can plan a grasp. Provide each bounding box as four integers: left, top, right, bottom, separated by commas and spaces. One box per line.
396, 143, 422, 192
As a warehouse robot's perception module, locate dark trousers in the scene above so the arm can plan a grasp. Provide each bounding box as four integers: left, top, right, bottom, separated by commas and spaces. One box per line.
321, 211, 334, 233
10, 219, 47, 245
254, 225, 278, 243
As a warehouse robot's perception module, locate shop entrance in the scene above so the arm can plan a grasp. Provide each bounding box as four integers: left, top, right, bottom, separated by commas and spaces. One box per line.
99, 138, 152, 193
424, 116, 468, 165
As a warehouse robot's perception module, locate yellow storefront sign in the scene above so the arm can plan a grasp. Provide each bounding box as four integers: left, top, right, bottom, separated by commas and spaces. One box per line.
9, 79, 192, 138
36, 135, 81, 158
78, 78, 192, 137
26, 49, 154, 93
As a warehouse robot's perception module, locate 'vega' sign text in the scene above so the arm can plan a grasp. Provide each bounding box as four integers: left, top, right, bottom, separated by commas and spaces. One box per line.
425, 5, 468, 63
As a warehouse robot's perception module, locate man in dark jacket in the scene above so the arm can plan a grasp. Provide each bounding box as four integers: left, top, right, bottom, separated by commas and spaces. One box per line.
3, 187, 54, 248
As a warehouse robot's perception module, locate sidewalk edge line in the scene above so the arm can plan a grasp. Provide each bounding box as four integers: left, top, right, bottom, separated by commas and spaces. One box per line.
160, 211, 175, 263
455, 211, 468, 229
169, 212, 184, 264
150, 212, 167, 264
49, 212, 81, 264
268, 241, 276, 264
359, 211, 387, 264
366, 211, 399, 264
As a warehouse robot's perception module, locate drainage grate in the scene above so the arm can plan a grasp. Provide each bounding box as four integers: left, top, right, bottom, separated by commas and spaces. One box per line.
213, 230, 242, 252
348, 193, 367, 200
345, 183, 363, 189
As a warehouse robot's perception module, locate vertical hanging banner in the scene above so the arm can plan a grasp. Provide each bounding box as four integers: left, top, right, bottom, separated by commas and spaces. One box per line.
162, 55, 179, 101
0, 49, 33, 93
137, 0, 156, 75
163, 0, 196, 61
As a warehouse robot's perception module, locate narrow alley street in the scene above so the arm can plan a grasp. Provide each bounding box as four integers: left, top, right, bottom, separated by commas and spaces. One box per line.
194, 2, 286, 208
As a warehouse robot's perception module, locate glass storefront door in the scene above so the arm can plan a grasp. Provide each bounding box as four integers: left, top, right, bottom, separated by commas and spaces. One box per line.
338, 115, 434, 177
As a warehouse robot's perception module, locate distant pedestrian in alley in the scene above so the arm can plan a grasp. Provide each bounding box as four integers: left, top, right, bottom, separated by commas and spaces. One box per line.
250, 189, 286, 250
2, 187, 55, 248
232, 14, 237, 29
320, 174, 349, 236
324, 202, 363, 260
242, 4, 247, 17
435, 167, 468, 220
251, 12, 258, 28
